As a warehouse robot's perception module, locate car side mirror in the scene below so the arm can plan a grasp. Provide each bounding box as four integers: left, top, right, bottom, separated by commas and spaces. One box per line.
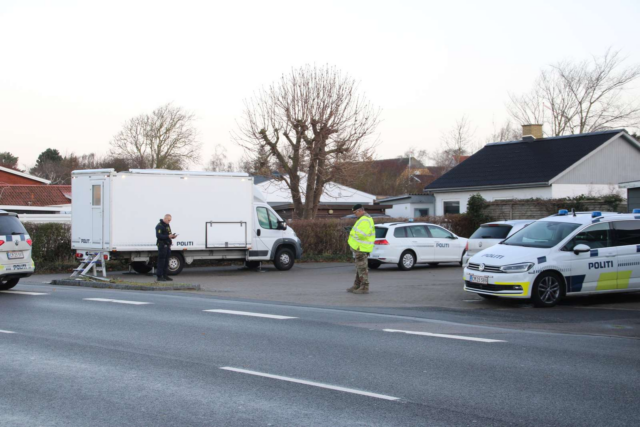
277, 221, 287, 231
449, 235, 457, 239
573, 244, 590, 255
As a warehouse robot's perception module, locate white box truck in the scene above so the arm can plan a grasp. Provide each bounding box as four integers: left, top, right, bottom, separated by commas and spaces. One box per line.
71, 169, 302, 275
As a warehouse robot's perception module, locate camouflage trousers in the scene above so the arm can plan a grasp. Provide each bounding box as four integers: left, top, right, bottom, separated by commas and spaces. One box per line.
353, 250, 369, 288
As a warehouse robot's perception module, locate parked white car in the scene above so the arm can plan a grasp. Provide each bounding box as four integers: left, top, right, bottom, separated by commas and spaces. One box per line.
369, 222, 468, 270
462, 220, 534, 266
0, 210, 35, 290
464, 209, 640, 307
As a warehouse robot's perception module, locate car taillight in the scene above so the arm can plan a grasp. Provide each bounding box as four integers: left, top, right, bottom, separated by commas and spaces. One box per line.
0, 240, 4, 246
27, 239, 33, 246
374, 239, 389, 245
465, 241, 468, 251
75, 253, 84, 258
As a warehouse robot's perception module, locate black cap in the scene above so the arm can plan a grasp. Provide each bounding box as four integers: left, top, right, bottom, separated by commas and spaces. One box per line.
352, 204, 363, 212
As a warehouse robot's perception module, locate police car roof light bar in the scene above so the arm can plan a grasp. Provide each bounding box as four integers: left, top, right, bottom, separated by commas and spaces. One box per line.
558, 209, 568, 215
592, 211, 602, 218
633, 209, 640, 214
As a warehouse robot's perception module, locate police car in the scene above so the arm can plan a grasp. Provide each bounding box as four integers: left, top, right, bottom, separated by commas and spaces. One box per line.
369, 222, 467, 270
462, 220, 534, 266
0, 210, 35, 290
463, 209, 640, 307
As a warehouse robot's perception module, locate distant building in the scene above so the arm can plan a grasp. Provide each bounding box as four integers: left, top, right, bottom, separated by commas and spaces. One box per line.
377, 194, 436, 218
0, 166, 50, 185
424, 125, 640, 216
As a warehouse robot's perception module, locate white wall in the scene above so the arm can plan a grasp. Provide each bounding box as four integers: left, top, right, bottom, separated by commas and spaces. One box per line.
385, 202, 434, 218
551, 184, 625, 199
434, 187, 553, 215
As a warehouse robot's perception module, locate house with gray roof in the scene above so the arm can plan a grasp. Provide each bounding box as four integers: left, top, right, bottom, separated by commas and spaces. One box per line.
424, 125, 640, 216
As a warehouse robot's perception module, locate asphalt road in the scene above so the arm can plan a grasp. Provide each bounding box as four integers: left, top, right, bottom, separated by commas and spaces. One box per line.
2, 279, 639, 426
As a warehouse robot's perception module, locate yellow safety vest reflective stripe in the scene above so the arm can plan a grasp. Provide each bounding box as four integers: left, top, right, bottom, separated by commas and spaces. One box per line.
348, 215, 375, 253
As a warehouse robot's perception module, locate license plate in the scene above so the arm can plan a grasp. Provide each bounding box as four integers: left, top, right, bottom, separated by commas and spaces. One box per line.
470, 275, 488, 285
7, 251, 24, 259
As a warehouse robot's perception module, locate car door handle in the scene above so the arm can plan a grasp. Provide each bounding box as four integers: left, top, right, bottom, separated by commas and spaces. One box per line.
257, 229, 261, 237
605, 254, 615, 258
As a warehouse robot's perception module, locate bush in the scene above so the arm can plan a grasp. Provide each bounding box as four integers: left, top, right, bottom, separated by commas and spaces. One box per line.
23, 222, 74, 264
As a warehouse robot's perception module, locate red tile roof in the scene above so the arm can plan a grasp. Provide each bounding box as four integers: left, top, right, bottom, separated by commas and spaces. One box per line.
0, 185, 72, 206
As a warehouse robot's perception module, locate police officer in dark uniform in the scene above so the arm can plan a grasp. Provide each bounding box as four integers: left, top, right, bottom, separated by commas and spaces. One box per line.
156, 214, 176, 282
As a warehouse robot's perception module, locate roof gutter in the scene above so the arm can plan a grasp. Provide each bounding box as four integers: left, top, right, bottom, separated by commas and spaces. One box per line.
424, 182, 550, 193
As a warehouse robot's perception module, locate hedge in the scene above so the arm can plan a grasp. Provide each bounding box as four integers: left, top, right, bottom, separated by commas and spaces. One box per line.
21, 215, 472, 267
23, 222, 74, 264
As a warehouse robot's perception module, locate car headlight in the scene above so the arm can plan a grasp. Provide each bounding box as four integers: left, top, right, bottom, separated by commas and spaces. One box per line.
499, 262, 534, 273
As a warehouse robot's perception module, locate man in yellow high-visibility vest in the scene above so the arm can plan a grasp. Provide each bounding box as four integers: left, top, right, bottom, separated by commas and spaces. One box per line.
347, 204, 375, 294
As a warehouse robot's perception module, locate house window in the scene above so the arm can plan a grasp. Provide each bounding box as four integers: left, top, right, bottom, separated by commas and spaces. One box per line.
414, 208, 429, 217
443, 201, 459, 215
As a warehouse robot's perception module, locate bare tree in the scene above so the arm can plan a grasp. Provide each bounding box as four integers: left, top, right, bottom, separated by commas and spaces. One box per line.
204, 144, 236, 172
430, 116, 476, 173
109, 104, 200, 169
485, 120, 522, 143
508, 49, 640, 136
236, 65, 380, 219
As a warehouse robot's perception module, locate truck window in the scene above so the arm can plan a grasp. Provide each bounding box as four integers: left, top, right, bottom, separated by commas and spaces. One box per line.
267, 209, 279, 229
256, 207, 271, 229
92, 185, 101, 206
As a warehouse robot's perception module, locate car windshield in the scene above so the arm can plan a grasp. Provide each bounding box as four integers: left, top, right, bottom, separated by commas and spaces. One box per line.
470, 225, 512, 239
0, 215, 27, 235
375, 227, 388, 238
502, 221, 580, 248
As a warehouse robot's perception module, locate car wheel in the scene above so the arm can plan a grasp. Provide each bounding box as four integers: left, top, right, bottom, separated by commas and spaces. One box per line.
532, 272, 563, 308
274, 248, 295, 271
167, 253, 185, 276
368, 260, 381, 269
397, 251, 416, 271
131, 262, 152, 274
0, 278, 19, 291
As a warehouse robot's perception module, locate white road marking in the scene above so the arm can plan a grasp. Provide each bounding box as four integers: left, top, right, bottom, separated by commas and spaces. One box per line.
1, 291, 48, 295
83, 298, 152, 305
383, 329, 506, 343
0, 329, 16, 334
203, 309, 297, 320
220, 367, 399, 401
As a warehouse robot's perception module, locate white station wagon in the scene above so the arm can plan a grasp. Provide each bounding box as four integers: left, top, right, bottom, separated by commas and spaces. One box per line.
464, 209, 640, 307
0, 210, 35, 290
369, 222, 467, 270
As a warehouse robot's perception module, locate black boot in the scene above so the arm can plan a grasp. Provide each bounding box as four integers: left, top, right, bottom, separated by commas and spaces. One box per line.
164, 276, 174, 281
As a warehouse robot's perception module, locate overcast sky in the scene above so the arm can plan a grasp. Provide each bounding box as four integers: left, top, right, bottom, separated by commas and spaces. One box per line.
2, 0, 639, 170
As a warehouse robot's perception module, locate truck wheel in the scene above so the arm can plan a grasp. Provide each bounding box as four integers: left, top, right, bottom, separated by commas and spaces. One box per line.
167, 253, 185, 276
274, 248, 295, 271
368, 260, 381, 269
0, 278, 19, 290
131, 262, 152, 274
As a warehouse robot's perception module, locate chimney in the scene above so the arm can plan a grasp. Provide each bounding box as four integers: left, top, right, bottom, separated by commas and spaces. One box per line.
522, 124, 543, 140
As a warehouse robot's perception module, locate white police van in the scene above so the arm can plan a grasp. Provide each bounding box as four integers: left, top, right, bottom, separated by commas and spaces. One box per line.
0, 210, 35, 290
463, 209, 640, 307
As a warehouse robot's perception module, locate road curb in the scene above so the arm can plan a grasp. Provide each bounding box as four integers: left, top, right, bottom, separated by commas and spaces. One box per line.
50, 279, 201, 291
